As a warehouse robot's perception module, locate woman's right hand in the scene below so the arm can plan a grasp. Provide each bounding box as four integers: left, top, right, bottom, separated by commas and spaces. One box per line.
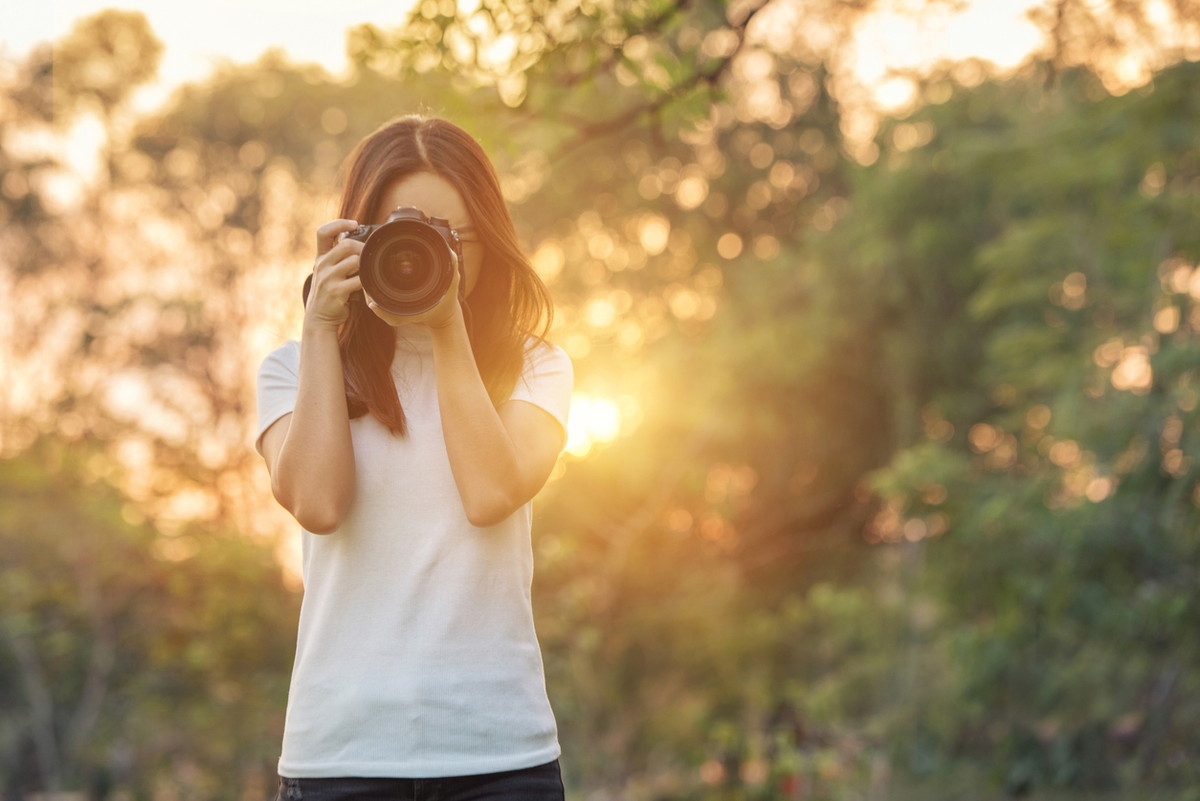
304, 219, 364, 330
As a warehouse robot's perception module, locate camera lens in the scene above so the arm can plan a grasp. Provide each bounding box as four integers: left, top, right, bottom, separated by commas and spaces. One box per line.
359, 220, 454, 315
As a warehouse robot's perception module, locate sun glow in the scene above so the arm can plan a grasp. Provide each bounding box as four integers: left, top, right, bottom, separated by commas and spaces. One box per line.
565, 393, 623, 458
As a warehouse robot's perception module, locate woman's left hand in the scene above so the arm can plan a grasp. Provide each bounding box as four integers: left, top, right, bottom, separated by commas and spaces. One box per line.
366, 252, 463, 329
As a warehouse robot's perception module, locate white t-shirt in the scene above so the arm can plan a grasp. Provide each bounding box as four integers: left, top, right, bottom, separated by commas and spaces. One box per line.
255, 326, 572, 778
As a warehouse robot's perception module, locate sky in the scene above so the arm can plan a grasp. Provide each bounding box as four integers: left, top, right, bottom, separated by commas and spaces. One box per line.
7, 0, 420, 110
9, 0, 1047, 114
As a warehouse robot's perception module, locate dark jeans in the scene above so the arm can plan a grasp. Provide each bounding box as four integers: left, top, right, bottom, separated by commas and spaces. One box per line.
273, 759, 564, 801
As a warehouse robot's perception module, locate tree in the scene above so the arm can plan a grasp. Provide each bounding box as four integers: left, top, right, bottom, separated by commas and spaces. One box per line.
0, 439, 298, 798
856, 62, 1200, 790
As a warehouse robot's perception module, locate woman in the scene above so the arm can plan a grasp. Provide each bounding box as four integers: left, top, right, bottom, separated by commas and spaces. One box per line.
255, 115, 571, 800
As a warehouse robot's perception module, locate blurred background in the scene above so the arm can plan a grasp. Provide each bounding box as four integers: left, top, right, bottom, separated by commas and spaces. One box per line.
1, 0, 1198, 799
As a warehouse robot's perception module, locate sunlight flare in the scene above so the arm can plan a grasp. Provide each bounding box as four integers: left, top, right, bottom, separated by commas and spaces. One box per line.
564, 392, 622, 458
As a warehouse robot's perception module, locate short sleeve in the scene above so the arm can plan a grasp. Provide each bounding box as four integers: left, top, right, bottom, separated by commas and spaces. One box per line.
254, 340, 301, 456
506, 340, 573, 446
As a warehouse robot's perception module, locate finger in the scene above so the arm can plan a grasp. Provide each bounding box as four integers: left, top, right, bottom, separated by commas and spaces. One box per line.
317, 235, 364, 264
333, 274, 363, 296
328, 253, 360, 279
308, 279, 362, 319
405, 288, 459, 329
315, 239, 364, 272
316, 219, 360, 255
314, 252, 361, 283
365, 296, 399, 320
307, 261, 360, 305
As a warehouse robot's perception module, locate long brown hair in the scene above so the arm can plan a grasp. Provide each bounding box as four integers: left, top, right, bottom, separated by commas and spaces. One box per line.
334, 115, 554, 435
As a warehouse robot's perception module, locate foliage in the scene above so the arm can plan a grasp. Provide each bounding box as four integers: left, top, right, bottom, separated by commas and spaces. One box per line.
853, 64, 1200, 791
0, 441, 297, 799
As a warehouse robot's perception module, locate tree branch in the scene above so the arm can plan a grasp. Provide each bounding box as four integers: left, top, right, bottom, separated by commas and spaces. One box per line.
547, 0, 773, 164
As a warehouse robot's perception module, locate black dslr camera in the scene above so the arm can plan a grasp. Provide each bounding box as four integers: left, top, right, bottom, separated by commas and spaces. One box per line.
303, 207, 465, 318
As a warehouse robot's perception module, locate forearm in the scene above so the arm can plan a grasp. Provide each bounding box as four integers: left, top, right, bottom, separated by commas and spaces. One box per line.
429, 316, 525, 527
273, 324, 357, 532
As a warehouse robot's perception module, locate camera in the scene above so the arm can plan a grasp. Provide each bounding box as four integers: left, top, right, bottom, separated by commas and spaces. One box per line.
302, 206, 465, 318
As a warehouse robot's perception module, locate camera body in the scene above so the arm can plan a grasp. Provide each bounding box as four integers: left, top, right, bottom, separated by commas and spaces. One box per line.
302, 206, 465, 321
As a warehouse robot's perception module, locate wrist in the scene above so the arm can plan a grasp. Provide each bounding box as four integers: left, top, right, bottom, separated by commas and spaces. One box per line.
427, 307, 462, 331
302, 318, 342, 338
427, 303, 466, 337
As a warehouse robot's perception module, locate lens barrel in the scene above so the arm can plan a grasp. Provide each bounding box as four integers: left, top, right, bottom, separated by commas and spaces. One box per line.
357, 209, 458, 316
